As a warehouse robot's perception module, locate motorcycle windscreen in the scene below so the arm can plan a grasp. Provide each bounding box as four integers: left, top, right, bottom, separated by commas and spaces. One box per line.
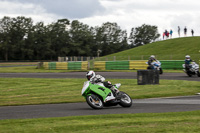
81, 81, 90, 95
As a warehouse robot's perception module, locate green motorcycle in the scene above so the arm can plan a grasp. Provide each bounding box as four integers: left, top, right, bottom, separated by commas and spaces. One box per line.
81, 81, 132, 109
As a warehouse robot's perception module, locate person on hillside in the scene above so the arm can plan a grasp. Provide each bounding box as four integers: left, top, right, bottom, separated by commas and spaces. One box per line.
163, 32, 165, 40
170, 29, 173, 38
191, 29, 194, 36
86, 70, 119, 100
167, 31, 169, 39
184, 26, 187, 37
184, 55, 192, 71
178, 26, 180, 37
165, 30, 169, 39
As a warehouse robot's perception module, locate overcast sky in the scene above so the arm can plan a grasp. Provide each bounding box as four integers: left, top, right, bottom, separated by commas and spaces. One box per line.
0, 0, 200, 39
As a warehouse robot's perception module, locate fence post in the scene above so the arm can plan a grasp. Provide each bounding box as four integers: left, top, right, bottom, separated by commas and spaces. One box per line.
88, 61, 90, 70
58, 57, 61, 62
66, 57, 68, 61
87, 57, 90, 61
114, 56, 116, 61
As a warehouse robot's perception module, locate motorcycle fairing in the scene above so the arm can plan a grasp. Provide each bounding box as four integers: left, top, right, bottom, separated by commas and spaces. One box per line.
82, 81, 112, 101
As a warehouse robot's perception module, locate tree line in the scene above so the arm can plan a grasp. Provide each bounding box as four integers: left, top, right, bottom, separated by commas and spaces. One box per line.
0, 16, 160, 61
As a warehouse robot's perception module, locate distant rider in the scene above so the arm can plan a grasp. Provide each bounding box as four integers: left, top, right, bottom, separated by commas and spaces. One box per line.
147, 55, 160, 69
86, 70, 119, 97
184, 55, 192, 71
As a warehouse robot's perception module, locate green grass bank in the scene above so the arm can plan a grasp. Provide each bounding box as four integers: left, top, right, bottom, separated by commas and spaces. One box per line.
0, 78, 200, 106
97, 37, 200, 61
0, 111, 200, 133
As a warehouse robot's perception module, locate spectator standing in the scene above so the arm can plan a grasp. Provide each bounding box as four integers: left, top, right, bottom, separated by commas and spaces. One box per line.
165, 30, 169, 39
184, 26, 187, 37
167, 31, 169, 39
178, 26, 180, 37
191, 29, 194, 36
163, 32, 165, 40
170, 29, 173, 38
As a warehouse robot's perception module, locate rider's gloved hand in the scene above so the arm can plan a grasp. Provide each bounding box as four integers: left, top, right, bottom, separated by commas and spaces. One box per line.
96, 78, 101, 83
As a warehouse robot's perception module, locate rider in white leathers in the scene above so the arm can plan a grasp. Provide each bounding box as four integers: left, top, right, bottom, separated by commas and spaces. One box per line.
147, 55, 160, 69
86, 70, 119, 101
86, 70, 105, 84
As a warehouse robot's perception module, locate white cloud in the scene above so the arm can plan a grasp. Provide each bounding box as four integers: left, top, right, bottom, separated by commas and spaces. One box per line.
0, 0, 60, 24
0, 0, 200, 39
80, 0, 200, 38
0, 0, 105, 19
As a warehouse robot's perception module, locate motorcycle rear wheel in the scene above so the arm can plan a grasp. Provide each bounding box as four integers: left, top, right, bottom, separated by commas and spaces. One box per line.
119, 92, 132, 107
86, 94, 103, 109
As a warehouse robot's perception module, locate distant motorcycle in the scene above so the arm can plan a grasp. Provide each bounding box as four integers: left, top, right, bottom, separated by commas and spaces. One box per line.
182, 61, 200, 77
147, 60, 163, 74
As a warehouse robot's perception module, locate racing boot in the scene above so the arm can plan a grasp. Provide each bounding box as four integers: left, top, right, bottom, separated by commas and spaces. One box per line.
110, 85, 120, 96
104, 92, 115, 102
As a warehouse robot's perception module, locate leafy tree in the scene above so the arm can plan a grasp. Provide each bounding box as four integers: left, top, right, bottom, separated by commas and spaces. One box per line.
94, 22, 129, 56
32, 22, 52, 60
49, 19, 70, 60
69, 20, 95, 56
0, 15, 162, 61
119, 30, 129, 50
128, 28, 135, 48
9, 16, 33, 60
24, 25, 35, 60
0, 16, 13, 61
129, 24, 160, 47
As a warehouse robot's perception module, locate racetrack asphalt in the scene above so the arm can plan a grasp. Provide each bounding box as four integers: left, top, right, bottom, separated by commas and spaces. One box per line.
0, 72, 200, 81
0, 72, 200, 119
0, 95, 200, 120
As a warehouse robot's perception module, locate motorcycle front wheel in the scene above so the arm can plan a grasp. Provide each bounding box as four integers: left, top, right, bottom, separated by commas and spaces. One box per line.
119, 92, 132, 107
186, 71, 192, 77
159, 68, 163, 74
197, 71, 200, 77
86, 94, 103, 109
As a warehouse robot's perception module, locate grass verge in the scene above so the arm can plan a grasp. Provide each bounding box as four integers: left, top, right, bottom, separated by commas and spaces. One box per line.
0, 66, 76, 73
0, 78, 200, 106
0, 111, 200, 133
0, 65, 184, 73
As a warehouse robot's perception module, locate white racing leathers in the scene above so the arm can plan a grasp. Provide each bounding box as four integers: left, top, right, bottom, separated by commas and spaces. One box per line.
90, 74, 105, 84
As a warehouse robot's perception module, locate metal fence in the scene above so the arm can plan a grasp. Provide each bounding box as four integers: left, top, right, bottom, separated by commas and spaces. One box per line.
59, 54, 200, 62
44, 60, 188, 70
58, 56, 97, 62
